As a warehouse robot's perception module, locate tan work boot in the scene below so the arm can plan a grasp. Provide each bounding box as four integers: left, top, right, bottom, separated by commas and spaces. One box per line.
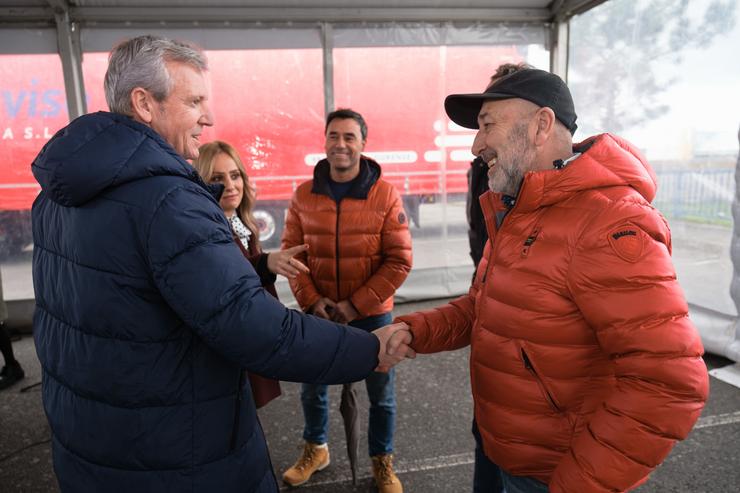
282, 442, 330, 487
371, 453, 403, 493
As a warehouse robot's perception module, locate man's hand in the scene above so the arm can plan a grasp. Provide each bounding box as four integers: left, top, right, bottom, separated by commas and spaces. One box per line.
267, 244, 310, 279
311, 297, 337, 320
386, 322, 414, 358
332, 300, 359, 324
373, 323, 416, 372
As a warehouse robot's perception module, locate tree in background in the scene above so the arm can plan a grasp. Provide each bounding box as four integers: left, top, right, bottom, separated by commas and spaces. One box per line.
568, 0, 736, 136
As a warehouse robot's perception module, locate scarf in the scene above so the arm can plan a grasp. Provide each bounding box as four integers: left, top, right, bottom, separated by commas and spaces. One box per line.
229, 214, 252, 251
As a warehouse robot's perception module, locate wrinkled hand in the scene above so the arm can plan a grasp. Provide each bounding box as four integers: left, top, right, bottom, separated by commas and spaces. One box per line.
386, 322, 415, 358
311, 297, 337, 320
373, 322, 416, 372
267, 244, 310, 279
332, 300, 359, 324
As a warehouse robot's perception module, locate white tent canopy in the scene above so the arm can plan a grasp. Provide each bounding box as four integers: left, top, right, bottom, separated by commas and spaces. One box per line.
2, 1, 608, 24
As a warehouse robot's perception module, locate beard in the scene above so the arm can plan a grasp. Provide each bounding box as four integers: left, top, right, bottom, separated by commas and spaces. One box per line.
488, 122, 536, 196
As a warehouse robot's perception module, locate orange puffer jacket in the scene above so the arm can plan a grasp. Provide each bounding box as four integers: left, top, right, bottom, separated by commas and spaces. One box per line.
282, 157, 412, 317
397, 134, 708, 493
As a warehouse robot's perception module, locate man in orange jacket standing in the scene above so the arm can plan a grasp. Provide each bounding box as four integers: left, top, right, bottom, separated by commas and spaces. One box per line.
386, 68, 709, 493
281, 108, 413, 493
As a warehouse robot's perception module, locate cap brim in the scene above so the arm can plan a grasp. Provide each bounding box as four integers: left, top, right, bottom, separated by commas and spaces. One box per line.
444, 93, 511, 129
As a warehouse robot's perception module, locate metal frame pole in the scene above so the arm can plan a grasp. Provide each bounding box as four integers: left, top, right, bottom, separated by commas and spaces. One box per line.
49, 0, 87, 119
321, 22, 334, 118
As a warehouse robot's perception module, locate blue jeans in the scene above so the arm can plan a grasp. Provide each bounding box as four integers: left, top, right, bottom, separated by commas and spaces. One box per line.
301, 312, 395, 457
472, 420, 548, 493
500, 472, 549, 493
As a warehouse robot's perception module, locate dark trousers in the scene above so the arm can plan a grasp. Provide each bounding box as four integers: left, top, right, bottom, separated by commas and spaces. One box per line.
472, 419, 503, 493
0, 323, 18, 366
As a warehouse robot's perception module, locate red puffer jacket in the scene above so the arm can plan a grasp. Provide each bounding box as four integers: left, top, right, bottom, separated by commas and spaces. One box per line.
282, 157, 412, 317
397, 134, 708, 493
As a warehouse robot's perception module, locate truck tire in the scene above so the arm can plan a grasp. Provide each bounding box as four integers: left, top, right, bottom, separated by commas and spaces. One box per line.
254, 206, 285, 249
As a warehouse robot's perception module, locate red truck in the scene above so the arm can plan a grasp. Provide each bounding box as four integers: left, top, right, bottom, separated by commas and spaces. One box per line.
1, 45, 525, 251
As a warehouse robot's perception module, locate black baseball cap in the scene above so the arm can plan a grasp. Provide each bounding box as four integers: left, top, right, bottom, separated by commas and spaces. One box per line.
444, 68, 578, 135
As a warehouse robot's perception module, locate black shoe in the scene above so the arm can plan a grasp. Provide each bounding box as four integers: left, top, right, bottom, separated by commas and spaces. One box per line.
0, 363, 24, 390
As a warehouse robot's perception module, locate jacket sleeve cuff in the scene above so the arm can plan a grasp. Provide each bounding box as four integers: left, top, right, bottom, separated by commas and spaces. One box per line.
257, 253, 277, 286
297, 291, 321, 314
347, 297, 363, 317
393, 314, 424, 351
349, 291, 375, 318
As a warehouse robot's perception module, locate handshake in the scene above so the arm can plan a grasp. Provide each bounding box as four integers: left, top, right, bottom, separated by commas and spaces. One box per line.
309, 297, 416, 372
372, 322, 415, 372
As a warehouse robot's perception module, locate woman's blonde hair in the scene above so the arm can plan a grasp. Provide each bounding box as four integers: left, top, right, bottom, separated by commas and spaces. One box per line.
193, 140, 260, 249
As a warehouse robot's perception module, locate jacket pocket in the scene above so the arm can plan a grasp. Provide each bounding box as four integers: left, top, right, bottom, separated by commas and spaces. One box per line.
521, 226, 541, 257
520, 347, 563, 413
230, 370, 246, 451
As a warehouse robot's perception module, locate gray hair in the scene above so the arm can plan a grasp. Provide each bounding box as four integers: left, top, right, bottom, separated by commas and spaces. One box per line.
104, 35, 208, 115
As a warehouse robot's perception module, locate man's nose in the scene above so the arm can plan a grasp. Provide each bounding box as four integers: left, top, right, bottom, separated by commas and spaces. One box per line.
201, 103, 214, 127
471, 129, 485, 157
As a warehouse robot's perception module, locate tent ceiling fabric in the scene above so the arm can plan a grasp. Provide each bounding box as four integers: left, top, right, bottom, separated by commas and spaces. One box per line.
1, 0, 608, 25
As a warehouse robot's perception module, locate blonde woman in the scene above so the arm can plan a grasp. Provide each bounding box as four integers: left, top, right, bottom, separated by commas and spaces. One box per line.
193, 140, 309, 408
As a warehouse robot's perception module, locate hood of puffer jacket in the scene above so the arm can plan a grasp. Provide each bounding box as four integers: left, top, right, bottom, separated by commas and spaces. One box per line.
32, 111, 203, 207
516, 133, 657, 212
310, 155, 381, 199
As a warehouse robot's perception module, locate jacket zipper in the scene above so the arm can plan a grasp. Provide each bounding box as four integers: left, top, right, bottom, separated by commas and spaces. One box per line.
521, 226, 540, 257
521, 348, 562, 413
474, 193, 511, 322
229, 370, 246, 451
335, 200, 341, 301
471, 194, 506, 398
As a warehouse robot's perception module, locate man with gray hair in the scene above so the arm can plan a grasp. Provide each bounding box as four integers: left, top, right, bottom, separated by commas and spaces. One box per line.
31, 35, 412, 493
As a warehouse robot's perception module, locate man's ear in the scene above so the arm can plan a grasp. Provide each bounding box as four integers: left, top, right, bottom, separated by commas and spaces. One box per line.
532, 107, 556, 146
129, 87, 154, 124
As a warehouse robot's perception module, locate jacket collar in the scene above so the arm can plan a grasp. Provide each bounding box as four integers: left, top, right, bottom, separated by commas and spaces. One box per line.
311, 156, 381, 199
491, 133, 657, 215
32, 111, 208, 207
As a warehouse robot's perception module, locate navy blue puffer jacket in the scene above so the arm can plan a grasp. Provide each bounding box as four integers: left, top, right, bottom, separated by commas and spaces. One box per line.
31, 112, 379, 493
